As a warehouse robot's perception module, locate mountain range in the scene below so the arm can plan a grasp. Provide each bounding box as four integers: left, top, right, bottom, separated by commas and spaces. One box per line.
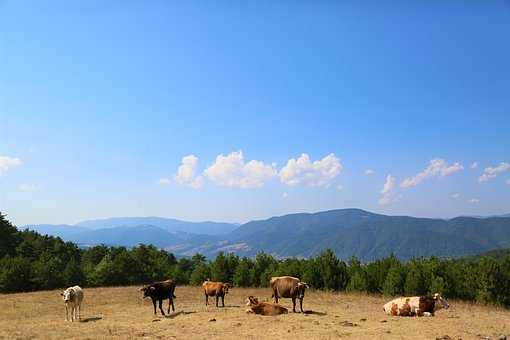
24, 209, 510, 262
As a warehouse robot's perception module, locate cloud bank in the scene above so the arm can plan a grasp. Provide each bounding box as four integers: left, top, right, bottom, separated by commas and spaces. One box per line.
279, 153, 342, 187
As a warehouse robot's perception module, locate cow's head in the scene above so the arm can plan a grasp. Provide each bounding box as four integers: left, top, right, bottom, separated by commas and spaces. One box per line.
61, 288, 75, 303
245, 296, 259, 306
140, 285, 156, 298
297, 282, 309, 299
433, 293, 449, 310
223, 283, 232, 295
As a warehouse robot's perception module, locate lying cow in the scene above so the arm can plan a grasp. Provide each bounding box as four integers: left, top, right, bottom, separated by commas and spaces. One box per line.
383, 293, 450, 317
140, 279, 176, 315
61, 285, 84, 322
202, 280, 231, 307
270, 276, 309, 313
245, 296, 288, 316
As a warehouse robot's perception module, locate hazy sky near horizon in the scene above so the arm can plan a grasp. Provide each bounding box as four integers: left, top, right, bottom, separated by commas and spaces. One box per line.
1, 1, 509, 226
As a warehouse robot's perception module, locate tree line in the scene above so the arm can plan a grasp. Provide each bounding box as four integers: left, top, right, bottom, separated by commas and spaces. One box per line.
1, 213, 509, 307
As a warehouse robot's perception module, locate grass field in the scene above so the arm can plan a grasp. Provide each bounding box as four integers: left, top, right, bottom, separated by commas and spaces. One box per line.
1, 286, 509, 340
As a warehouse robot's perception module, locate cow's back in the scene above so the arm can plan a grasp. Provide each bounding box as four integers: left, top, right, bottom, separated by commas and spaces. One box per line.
271, 276, 299, 298
72, 286, 84, 305
384, 297, 420, 316
203, 281, 223, 296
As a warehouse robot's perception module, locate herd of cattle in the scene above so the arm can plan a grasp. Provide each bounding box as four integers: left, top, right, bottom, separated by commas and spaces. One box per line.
60, 276, 450, 321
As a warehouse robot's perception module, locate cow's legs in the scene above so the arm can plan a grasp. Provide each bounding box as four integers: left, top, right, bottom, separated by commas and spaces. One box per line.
152, 299, 157, 315
205, 294, 209, 306
65, 305, 69, 321
77, 304, 81, 321
292, 297, 297, 313
221, 295, 225, 307
215, 295, 219, 307
159, 299, 165, 315
299, 298, 304, 313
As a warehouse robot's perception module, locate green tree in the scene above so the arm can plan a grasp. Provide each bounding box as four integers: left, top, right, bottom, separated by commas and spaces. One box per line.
404, 261, 427, 296
190, 263, 211, 286
0, 213, 21, 259
234, 257, 254, 287
383, 265, 405, 296
0, 257, 33, 293
315, 249, 349, 290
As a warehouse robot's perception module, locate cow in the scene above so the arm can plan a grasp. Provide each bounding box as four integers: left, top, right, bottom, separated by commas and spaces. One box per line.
202, 280, 231, 307
383, 293, 450, 317
140, 279, 177, 316
245, 296, 288, 316
270, 276, 309, 313
61, 285, 84, 322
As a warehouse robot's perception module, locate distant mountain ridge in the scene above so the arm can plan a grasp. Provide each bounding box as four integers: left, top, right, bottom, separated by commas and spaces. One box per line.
26, 216, 238, 236
24, 209, 510, 261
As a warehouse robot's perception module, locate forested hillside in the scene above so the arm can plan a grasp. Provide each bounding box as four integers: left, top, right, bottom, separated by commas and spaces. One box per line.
2, 212, 510, 307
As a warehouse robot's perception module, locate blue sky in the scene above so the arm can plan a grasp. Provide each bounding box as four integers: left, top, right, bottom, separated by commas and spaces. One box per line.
1, 1, 509, 226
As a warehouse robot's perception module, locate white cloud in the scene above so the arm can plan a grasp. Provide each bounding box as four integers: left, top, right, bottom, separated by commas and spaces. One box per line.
451, 193, 460, 199
159, 178, 172, 186
18, 183, 38, 192
336, 184, 344, 191
470, 162, 478, 169
282, 192, 288, 199
174, 154, 204, 188
0, 156, 22, 175
204, 151, 276, 188
478, 162, 510, 183
364, 169, 375, 176
401, 158, 464, 188
468, 198, 480, 204
379, 174, 399, 205
279, 153, 342, 187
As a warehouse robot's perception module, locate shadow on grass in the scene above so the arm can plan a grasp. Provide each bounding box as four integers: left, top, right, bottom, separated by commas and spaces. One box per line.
80, 316, 103, 323
303, 310, 327, 316
164, 311, 197, 319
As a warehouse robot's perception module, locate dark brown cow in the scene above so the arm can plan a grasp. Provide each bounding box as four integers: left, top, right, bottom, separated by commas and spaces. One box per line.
140, 279, 176, 315
270, 276, 309, 313
202, 280, 232, 307
245, 296, 288, 316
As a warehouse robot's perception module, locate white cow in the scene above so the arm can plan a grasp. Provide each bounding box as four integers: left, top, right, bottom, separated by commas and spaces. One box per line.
61, 285, 84, 321
383, 293, 449, 317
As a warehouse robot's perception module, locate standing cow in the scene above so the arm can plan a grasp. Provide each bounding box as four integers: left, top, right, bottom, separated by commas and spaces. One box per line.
61, 285, 84, 322
383, 293, 450, 317
270, 276, 309, 313
140, 279, 177, 316
202, 280, 231, 307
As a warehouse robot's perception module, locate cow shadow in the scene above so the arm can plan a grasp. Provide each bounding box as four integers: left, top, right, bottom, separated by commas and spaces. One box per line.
303, 310, 327, 316
164, 311, 196, 319
80, 316, 103, 323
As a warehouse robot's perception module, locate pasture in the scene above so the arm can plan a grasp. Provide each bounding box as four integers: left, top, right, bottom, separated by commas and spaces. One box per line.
0, 286, 509, 340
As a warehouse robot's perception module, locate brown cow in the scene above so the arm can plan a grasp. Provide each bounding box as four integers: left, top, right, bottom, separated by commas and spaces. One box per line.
202, 280, 232, 307
245, 296, 288, 316
270, 276, 309, 313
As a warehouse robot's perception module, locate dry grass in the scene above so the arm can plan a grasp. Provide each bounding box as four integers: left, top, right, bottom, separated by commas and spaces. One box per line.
1, 286, 509, 340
